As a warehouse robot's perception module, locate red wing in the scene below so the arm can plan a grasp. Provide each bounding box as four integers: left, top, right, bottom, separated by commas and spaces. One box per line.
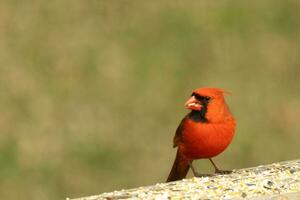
173, 117, 187, 147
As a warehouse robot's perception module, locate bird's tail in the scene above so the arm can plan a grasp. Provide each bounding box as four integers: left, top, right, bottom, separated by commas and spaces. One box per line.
166, 150, 190, 182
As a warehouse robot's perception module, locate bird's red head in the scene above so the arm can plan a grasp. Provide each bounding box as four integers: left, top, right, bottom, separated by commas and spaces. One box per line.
184, 88, 232, 122
185, 88, 227, 110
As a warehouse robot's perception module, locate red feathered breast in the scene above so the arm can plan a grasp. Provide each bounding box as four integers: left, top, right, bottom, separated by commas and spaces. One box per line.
179, 118, 236, 159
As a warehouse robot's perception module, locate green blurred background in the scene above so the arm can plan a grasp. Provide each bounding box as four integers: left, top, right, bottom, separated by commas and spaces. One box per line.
1, 0, 300, 199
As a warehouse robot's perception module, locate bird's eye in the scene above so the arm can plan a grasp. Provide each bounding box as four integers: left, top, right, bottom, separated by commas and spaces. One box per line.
205, 96, 211, 101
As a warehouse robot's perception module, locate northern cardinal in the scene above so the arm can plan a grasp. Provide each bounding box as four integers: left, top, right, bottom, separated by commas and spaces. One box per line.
166, 88, 236, 182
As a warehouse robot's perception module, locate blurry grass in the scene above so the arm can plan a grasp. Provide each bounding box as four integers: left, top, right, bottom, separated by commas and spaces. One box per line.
0, 0, 300, 199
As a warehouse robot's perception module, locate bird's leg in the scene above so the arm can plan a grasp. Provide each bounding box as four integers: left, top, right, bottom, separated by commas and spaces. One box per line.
209, 158, 232, 174
189, 161, 213, 177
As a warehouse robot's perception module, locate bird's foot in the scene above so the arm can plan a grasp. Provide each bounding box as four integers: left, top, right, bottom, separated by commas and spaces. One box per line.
215, 169, 232, 174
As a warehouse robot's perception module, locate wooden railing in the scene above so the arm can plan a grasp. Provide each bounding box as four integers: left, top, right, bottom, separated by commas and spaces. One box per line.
70, 159, 300, 200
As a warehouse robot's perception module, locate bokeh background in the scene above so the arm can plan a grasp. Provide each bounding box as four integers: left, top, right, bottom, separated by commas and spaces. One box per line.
1, 0, 300, 199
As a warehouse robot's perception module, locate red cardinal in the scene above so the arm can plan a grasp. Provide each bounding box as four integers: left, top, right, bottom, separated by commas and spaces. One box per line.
166, 88, 236, 182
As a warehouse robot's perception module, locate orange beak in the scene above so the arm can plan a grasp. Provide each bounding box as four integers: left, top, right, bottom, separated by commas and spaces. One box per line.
184, 96, 202, 111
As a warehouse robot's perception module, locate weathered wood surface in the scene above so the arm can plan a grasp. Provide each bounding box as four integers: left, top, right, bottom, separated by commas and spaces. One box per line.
70, 159, 300, 200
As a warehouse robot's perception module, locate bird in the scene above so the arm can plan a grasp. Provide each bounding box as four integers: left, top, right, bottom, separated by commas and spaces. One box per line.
166, 87, 236, 182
